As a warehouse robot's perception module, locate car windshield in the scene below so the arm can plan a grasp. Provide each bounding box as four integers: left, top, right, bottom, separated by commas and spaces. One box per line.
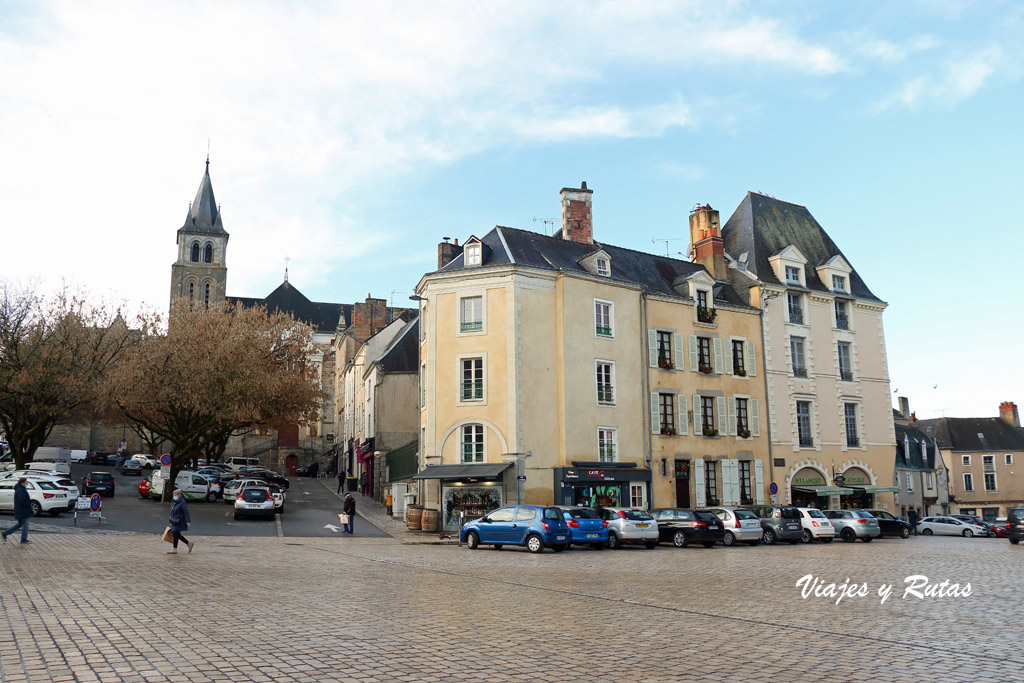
36, 481, 58, 490
91, 474, 111, 482
807, 510, 827, 518
622, 510, 653, 521
242, 489, 268, 502
564, 508, 598, 519
779, 508, 800, 519
854, 511, 875, 519
694, 511, 719, 522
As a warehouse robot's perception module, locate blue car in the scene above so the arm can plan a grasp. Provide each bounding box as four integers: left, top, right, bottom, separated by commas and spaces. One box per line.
559, 506, 608, 549
461, 505, 571, 553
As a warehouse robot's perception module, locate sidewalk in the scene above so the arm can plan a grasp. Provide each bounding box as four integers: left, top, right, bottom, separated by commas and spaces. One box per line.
318, 477, 454, 544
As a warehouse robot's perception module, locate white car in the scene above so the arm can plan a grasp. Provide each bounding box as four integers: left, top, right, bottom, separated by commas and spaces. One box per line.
130, 454, 158, 469
222, 478, 268, 503
706, 507, 764, 546
796, 507, 835, 543
150, 470, 213, 501
917, 516, 989, 538
2, 471, 81, 510
0, 478, 68, 516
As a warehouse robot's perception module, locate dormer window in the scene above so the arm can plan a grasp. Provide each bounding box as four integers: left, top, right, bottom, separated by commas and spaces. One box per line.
832, 275, 846, 292
596, 258, 610, 277
785, 266, 801, 284
464, 242, 481, 266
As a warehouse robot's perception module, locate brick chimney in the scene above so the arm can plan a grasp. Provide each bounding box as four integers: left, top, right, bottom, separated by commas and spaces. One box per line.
898, 396, 910, 420
999, 401, 1020, 428
560, 182, 593, 244
689, 204, 728, 281
350, 294, 387, 342
438, 237, 462, 269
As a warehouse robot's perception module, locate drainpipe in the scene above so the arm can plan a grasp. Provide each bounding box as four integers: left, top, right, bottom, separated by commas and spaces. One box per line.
640, 287, 652, 507
759, 290, 778, 498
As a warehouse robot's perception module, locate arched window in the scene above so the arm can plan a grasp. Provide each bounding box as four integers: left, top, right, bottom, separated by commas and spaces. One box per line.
204, 243, 213, 263
204, 283, 211, 309
187, 281, 195, 300
190, 242, 200, 262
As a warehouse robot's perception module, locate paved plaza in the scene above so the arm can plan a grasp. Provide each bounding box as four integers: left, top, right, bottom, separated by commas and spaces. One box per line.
0, 525, 1019, 682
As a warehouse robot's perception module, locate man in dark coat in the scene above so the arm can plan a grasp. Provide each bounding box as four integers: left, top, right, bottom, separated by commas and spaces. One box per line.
337, 469, 346, 494
342, 494, 356, 534
2, 477, 33, 543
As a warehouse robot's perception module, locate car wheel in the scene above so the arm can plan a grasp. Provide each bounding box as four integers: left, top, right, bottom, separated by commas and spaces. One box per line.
801, 529, 813, 544
30, 501, 42, 517
672, 531, 687, 548
922, 528, 933, 536
762, 529, 776, 545
900, 527, 911, 539
963, 529, 973, 538
841, 528, 856, 542
723, 531, 736, 547
862, 537, 873, 543
464, 532, 480, 549
552, 544, 567, 553
644, 541, 658, 549
607, 532, 620, 549
1010, 538, 1019, 545
702, 542, 715, 548
525, 534, 544, 553
206, 491, 216, 502
821, 537, 833, 543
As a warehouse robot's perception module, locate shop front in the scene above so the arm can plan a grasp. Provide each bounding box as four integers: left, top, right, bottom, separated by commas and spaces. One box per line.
839, 466, 898, 508
414, 463, 512, 532
357, 439, 375, 497
553, 462, 652, 509
789, 468, 853, 508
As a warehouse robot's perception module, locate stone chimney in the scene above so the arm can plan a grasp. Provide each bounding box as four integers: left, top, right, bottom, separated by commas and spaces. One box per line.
898, 396, 910, 420
350, 294, 388, 342
999, 401, 1020, 428
438, 237, 463, 269
689, 204, 728, 281
560, 182, 593, 244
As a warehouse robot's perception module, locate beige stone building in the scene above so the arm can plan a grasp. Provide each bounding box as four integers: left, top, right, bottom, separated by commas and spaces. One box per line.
916, 402, 1024, 519
414, 184, 772, 530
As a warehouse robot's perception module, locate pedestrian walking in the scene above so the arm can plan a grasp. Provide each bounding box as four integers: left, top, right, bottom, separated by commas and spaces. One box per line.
2, 478, 33, 544
908, 509, 918, 535
167, 489, 194, 554
358, 471, 367, 496
337, 469, 346, 494
342, 493, 356, 534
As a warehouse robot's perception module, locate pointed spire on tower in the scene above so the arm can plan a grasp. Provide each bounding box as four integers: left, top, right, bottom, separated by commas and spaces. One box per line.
284, 256, 291, 283
179, 157, 227, 236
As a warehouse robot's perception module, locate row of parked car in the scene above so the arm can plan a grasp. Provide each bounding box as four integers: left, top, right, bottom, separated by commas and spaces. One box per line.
129, 462, 288, 520
459, 503, 1024, 553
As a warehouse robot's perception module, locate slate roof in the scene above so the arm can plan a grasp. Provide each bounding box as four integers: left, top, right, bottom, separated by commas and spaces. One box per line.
895, 423, 938, 470
228, 281, 343, 332
377, 318, 419, 373
914, 417, 1024, 452
434, 226, 753, 308
721, 192, 881, 302
178, 161, 227, 237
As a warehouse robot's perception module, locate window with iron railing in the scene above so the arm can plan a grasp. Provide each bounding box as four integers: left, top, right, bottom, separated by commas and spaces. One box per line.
598, 428, 617, 462
460, 296, 483, 331
835, 300, 849, 330
657, 331, 673, 368
659, 393, 676, 435
838, 342, 853, 382
461, 358, 483, 401
983, 455, 995, 472
797, 401, 813, 447
787, 293, 803, 324
791, 337, 807, 377
845, 403, 859, 447
461, 424, 484, 463
732, 340, 746, 376
596, 362, 615, 405
595, 300, 613, 337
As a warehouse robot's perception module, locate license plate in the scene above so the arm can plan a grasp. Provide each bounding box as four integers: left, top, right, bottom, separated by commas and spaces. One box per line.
636, 523, 649, 528
555, 535, 566, 541
586, 533, 599, 538
709, 525, 719, 529
788, 524, 799, 529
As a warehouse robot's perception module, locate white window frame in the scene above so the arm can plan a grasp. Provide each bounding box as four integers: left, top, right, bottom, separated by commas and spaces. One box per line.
595, 360, 616, 406
786, 293, 804, 325
906, 472, 913, 493
834, 299, 851, 330
984, 472, 997, 492
961, 455, 971, 466
796, 400, 814, 448
1007, 454, 1014, 465
837, 342, 853, 381
843, 402, 860, 447
461, 424, 485, 463
832, 274, 846, 292
596, 258, 610, 277
464, 242, 482, 266
594, 299, 614, 338
456, 353, 487, 405
963, 473, 973, 492
785, 265, 801, 285
790, 337, 807, 377
597, 427, 618, 462
458, 294, 485, 335
926, 472, 933, 489
629, 482, 647, 509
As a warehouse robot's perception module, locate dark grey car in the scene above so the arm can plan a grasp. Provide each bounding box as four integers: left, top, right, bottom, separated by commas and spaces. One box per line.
1008, 507, 1024, 545
741, 505, 803, 545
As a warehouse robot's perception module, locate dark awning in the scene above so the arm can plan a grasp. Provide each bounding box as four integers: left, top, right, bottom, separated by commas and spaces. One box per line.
848, 484, 900, 493
413, 463, 512, 480
792, 485, 855, 495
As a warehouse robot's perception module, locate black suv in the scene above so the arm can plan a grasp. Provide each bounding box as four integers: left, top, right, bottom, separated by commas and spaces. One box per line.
860, 509, 912, 538
1009, 508, 1024, 545
83, 472, 115, 497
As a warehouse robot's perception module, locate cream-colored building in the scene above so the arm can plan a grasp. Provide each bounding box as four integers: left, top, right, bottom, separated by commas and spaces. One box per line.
414, 185, 771, 530
720, 192, 898, 511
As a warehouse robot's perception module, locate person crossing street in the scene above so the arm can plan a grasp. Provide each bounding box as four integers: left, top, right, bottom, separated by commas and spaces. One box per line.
2, 478, 33, 544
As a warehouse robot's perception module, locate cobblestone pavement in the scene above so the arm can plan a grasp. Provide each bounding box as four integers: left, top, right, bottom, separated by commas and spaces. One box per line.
0, 529, 1019, 682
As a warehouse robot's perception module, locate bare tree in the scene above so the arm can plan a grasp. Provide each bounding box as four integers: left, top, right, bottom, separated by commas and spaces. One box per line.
0, 282, 144, 469
107, 300, 322, 500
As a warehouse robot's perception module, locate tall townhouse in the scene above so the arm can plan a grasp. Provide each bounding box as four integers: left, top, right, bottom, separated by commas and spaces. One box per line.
413, 184, 771, 531
720, 193, 897, 511
916, 402, 1024, 519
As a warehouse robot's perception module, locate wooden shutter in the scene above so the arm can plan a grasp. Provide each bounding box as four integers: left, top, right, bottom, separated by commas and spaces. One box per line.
713, 338, 723, 374
727, 396, 737, 437
688, 335, 698, 372
716, 396, 727, 434
677, 394, 688, 435
693, 394, 702, 434
725, 339, 734, 375
647, 329, 658, 368
719, 460, 731, 505
650, 392, 660, 434
694, 458, 706, 507
746, 341, 756, 377
728, 459, 741, 505
672, 333, 684, 370
751, 398, 761, 437
754, 459, 765, 504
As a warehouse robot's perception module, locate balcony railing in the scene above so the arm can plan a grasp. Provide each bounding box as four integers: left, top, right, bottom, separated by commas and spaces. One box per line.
461, 381, 483, 400
799, 435, 814, 447
598, 446, 616, 461
597, 385, 615, 403
788, 310, 804, 324
793, 367, 808, 378
847, 436, 860, 447
460, 320, 483, 331
697, 306, 717, 324
835, 314, 849, 330
840, 370, 853, 382
596, 325, 613, 337
984, 463, 996, 472
462, 445, 483, 462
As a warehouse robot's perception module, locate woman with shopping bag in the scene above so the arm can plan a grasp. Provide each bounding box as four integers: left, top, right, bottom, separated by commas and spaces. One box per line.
340, 493, 355, 534
166, 489, 194, 554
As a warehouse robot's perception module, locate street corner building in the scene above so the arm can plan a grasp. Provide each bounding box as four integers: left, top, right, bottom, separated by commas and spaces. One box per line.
411, 183, 896, 529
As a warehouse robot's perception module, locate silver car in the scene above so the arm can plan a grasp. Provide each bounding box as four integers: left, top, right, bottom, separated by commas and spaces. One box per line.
233, 486, 275, 520
706, 507, 763, 546
599, 507, 659, 549
823, 509, 881, 542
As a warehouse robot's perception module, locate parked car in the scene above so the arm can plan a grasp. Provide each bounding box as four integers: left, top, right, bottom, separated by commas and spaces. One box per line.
823, 510, 882, 542
82, 472, 115, 497
742, 505, 804, 545
237, 467, 290, 489
1008, 508, 1024, 545
557, 506, 608, 549
705, 507, 763, 546
461, 505, 570, 553
225, 456, 261, 471
651, 508, 724, 548
0, 478, 68, 516
150, 470, 214, 502
26, 461, 71, 476
130, 454, 157, 469
121, 459, 143, 475
987, 522, 1008, 538
599, 507, 659, 549
233, 486, 276, 520
949, 514, 992, 537
222, 478, 268, 503
917, 516, 988, 537
860, 509, 912, 538
138, 479, 150, 498
795, 507, 835, 543
260, 483, 285, 513
70, 449, 88, 463
297, 463, 319, 477
2, 472, 80, 510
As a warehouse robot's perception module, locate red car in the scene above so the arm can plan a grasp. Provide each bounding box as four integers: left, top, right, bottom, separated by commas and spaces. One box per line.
138, 479, 150, 498
988, 522, 1008, 538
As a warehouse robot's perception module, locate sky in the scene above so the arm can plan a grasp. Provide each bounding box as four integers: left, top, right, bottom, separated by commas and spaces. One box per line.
1, 1, 1022, 420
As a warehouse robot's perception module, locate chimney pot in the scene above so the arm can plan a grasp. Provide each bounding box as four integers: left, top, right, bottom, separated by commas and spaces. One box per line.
999, 401, 1020, 428
559, 183, 594, 244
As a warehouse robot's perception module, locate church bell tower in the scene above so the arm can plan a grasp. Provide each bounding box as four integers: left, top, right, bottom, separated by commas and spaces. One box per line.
169, 157, 230, 311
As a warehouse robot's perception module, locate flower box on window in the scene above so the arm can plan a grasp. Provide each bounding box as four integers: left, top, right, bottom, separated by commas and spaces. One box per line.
698, 362, 714, 374
702, 426, 718, 437
734, 367, 746, 377
660, 427, 677, 436
658, 357, 673, 369
738, 428, 751, 439
740, 497, 753, 506
706, 497, 720, 506
697, 306, 717, 324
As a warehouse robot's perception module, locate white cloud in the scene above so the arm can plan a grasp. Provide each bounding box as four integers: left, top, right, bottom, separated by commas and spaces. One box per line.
873, 45, 1005, 112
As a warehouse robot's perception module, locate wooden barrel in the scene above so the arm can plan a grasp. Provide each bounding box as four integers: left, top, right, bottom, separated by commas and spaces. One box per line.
406, 505, 423, 529
420, 508, 439, 532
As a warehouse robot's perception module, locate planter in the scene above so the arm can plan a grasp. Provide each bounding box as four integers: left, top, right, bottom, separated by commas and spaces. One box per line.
698, 363, 713, 374
738, 430, 751, 439
702, 428, 719, 437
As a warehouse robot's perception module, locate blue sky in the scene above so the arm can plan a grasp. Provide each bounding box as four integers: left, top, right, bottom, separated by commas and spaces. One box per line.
1, 1, 1021, 419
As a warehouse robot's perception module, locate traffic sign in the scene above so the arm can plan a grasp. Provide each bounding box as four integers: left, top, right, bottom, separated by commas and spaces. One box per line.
768, 482, 779, 495
160, 465, 170, 479
76, 496, 92, 510
834, 475, 846, 486
160, 454, 172, 466
89, 493, 102, 512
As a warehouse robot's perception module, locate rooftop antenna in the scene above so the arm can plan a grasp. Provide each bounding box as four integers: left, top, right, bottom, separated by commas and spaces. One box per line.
283, 255, 290, 283
533, 216, 559, 236
650, 237, 686, 257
